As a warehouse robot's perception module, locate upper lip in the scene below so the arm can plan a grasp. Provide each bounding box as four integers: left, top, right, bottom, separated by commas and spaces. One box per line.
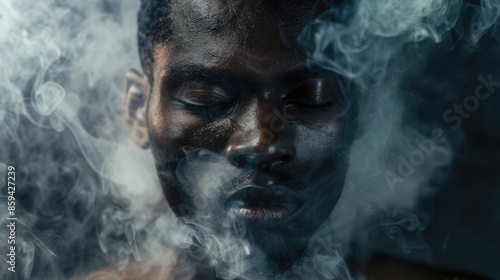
225, 185, 304, 208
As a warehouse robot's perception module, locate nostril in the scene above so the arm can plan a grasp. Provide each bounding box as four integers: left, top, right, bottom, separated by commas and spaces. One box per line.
232, 155, 247, 167
226, 133, 296, 169
271, 145, 295, 165
229, 153, 256, 169
228, 148, 294, 170
280, 154, 292, 163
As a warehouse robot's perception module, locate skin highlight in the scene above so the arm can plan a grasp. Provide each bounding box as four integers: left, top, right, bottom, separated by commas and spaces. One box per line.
126, 0, 358, 275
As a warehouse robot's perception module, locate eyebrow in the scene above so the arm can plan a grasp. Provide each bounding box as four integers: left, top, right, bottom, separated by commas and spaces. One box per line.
160, 64, 329, 93
161, 65, 245, 91
279, 66, 326, 83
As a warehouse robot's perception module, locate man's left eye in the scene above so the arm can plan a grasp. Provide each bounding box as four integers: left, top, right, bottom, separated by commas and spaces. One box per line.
285, 80, 335, 112
285, 99, 334, 111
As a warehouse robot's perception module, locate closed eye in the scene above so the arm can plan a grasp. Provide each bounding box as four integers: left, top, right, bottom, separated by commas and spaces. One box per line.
285, 99, 334, 111
176, 91, 231, 107
285, 78, 335, 112
173, 85, 235, 119
176, 100, 234, 119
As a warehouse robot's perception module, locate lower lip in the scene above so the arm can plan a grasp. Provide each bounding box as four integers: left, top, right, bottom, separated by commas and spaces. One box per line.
228, 203, 304, 226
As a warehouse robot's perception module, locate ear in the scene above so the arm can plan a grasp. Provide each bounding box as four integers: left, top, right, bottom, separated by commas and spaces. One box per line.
124, 69, 150, 149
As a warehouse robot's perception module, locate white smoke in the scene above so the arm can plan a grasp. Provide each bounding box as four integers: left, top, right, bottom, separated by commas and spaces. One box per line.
0, 0, 499, 279
298, 0, 499, 278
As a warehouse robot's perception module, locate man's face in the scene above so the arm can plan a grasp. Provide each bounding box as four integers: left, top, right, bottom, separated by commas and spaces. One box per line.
130, 0, 357, 271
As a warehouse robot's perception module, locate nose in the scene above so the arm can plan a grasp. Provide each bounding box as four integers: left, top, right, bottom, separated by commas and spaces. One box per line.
225, 102, 295, 169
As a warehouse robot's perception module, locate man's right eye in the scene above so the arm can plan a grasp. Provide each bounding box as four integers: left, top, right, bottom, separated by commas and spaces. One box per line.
173, 83, 234, 118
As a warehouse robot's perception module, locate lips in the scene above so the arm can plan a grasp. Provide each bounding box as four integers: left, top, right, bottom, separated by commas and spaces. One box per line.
225, 186, 305, 227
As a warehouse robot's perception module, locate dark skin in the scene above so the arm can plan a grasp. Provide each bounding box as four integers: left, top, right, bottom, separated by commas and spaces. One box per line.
120, 1, 490, 279
126, 0, 357, 275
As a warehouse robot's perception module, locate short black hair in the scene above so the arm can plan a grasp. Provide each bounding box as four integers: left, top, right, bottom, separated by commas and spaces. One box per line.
137, 0, 173, 81
136, 0, 348, 81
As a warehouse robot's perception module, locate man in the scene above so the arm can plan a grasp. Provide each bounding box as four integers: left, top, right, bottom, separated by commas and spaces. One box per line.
71, 0, 490, 279
124, 0, 358, 278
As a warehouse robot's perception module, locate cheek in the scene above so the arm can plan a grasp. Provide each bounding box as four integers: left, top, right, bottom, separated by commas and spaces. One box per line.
147, 93, 234, 160
296, 117, 347, 150
147, 94, 195, 151
294, 117, 350, 170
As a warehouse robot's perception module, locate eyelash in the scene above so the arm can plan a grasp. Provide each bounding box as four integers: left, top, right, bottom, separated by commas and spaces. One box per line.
177, 98, 333, 118
177, 100, 234, 119
285, 99, 334, 111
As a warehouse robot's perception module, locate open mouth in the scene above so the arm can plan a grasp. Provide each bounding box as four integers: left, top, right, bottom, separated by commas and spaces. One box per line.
225, 186, 305, 227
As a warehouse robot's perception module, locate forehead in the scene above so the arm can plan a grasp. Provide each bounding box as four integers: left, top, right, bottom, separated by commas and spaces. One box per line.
152, 0, 320, 78
170, 0, 316, 43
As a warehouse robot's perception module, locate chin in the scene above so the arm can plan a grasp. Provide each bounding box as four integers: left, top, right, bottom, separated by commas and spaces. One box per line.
244, 218, 320, 273
259, 235, 309, 273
